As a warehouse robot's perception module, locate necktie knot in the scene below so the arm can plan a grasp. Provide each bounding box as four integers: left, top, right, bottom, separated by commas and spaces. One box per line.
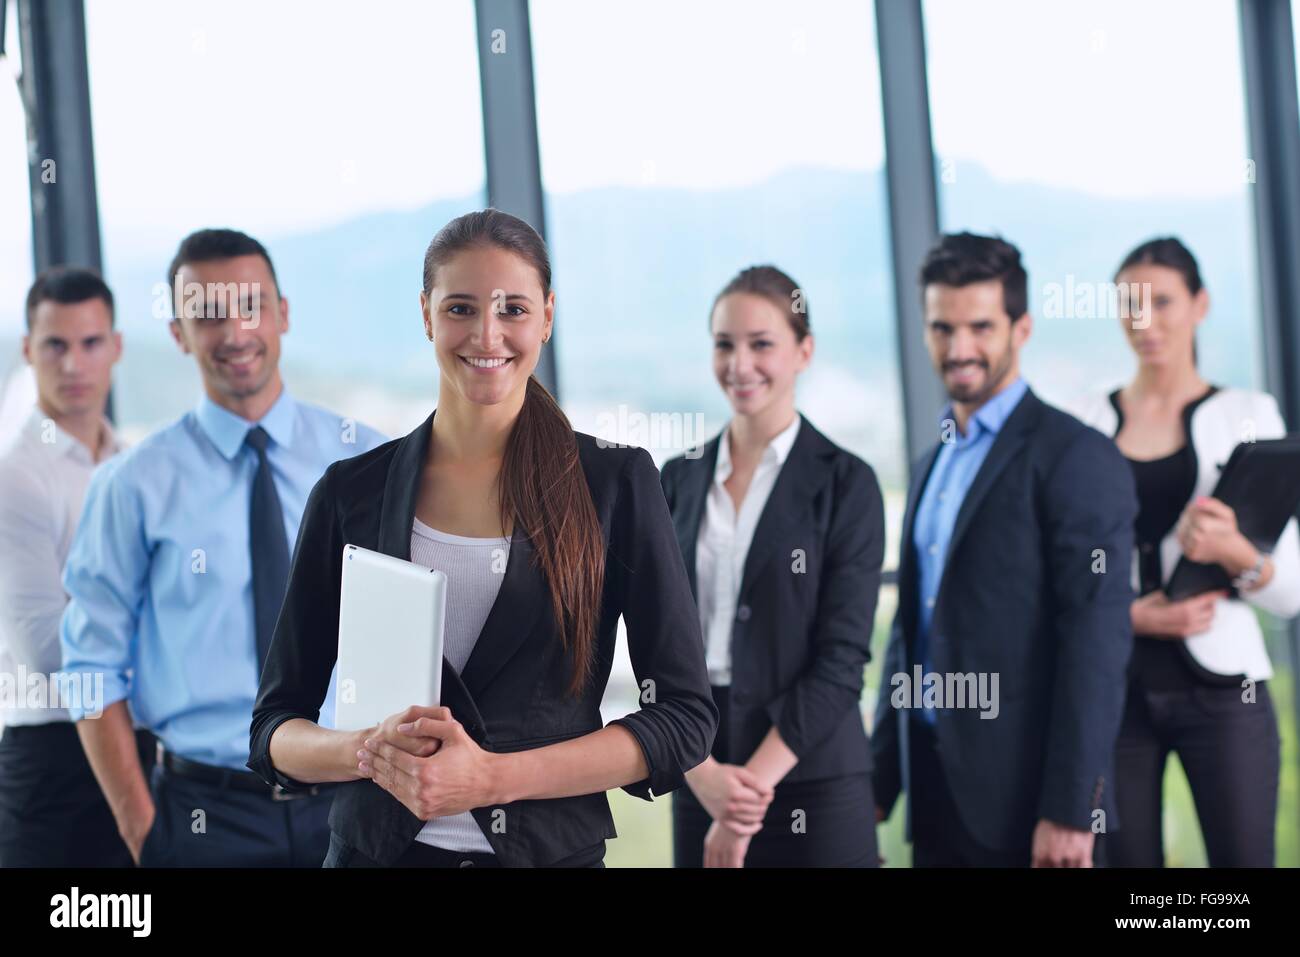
246, 425, 271, 455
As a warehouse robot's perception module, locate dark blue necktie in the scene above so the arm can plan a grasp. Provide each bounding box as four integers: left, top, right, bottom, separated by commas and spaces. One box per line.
246, 426, 290, 676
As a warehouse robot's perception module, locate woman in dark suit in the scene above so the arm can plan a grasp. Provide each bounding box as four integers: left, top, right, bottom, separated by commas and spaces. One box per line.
247, 209, 717, 868
661, 265, 885, 867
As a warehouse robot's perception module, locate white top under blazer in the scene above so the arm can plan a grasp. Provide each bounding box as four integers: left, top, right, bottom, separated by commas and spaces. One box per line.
407, 517, 509, 854
1067, 386, 1300, 681
695, 413, 802, 686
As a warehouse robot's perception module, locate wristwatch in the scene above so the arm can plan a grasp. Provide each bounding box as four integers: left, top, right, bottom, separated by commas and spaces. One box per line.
1232, 552, 1268, 592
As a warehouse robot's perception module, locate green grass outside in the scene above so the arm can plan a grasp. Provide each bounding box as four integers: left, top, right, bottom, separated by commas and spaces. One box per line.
603, 589, 1299, 867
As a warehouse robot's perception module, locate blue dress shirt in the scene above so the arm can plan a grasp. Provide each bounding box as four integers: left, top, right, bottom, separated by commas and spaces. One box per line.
912, 376, 1028, 724
59, 387, 387, 769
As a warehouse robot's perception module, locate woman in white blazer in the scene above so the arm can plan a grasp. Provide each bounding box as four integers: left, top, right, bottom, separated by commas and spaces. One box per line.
1069, 237, 1300, 867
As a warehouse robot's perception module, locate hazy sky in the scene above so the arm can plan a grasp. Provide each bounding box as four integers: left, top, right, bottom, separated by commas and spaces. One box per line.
1, 8, 29, 333
0, 0, 1276, 335
924, 0, 1252, 200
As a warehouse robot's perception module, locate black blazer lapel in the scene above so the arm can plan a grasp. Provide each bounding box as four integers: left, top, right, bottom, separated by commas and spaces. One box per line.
942, 388, 1041, 567
374, 410, 479, 721
336, 412, 435, 864
670, 435, 719, 598
458, 524, 546, 699
377, 410, 432, 561
737, 415, 835, 602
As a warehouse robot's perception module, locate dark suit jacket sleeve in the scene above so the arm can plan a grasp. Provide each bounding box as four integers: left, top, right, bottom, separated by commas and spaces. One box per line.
247, 464, 345, 791
764, 459, 886, 760
870, 616, 906, 816
1036, 428, 1137, 829
607, 448, 718, 800
658, 457, 676, 511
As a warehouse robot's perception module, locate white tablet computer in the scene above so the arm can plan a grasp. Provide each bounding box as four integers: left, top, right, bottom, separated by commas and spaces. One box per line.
334, 543, 447, 731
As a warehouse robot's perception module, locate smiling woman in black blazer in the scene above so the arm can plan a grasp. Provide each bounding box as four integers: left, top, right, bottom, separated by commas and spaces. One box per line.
661, 265, 885, 867
247, 209, 717, 868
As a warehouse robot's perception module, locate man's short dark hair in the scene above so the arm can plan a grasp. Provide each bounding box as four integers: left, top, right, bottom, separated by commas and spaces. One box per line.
25, 266, 116, 330
166, 228, 281, 303
919, 231, 1028, 321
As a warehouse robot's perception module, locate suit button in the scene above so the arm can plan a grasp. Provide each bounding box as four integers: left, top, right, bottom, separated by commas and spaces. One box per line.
459, 859, 475, 868
736, 604, 751, 622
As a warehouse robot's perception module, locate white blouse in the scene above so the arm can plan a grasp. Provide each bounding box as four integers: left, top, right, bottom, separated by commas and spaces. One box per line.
408, 517, 510, 854
0, 409, 122, 726
695, 414, 801, 686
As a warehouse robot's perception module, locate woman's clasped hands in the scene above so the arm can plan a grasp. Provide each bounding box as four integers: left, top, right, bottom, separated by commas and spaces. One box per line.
691, 760, 775, 868
356, 705, 502, 820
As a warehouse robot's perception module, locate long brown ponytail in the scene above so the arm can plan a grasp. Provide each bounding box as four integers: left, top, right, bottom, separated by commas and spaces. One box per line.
423, 209, 604, 697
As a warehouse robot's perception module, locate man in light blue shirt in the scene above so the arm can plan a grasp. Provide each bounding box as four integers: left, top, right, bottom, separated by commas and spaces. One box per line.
60, 229, 386, 867
911, 375, 1029, 724
873, 232, 1136, 870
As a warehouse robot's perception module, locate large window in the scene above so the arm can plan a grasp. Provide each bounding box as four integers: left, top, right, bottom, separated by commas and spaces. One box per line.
531, 0, 905, 497
532, 0, 904, 866
0, 0, 35, 438
84, 0, 486, 443
924, 0, 1261, 404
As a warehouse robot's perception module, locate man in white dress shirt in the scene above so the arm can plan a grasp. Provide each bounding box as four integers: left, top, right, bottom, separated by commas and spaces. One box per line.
0, 267, 148, 866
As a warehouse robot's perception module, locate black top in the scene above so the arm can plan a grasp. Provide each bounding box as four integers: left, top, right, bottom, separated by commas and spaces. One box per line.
660, 413, 886, 785
1109, 386, 1220, 690
248, 409, 718, 867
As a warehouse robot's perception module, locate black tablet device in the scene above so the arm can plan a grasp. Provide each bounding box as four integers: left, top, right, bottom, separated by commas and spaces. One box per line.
1165, 435, 1300, 600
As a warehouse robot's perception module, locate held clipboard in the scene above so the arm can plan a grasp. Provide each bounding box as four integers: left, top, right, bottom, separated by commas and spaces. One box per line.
334, 544, 447, 731
1165, 435, 1300, 600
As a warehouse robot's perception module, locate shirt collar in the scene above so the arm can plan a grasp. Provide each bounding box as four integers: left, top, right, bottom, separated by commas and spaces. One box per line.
939, 376, 1028, 441
195, 386, 298, 461
714, 413, 802, 484
23, 407, 123, 464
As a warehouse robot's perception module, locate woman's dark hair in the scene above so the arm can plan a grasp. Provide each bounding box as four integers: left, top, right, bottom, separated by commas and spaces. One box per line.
918, 232, 1028, 321
711, 265, 811, 341
1114, 236, 1203, 295
1115, 236, 1204, 365
422, 209, 603, 697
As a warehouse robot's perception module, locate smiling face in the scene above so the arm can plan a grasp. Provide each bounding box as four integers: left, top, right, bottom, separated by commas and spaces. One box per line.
1116, 262, 1205, 370
24, 297, 121, 420
923, 279, 1030, 407
169, 254, 288, 413
710, 292, 811, 417
421, 244, 554, 408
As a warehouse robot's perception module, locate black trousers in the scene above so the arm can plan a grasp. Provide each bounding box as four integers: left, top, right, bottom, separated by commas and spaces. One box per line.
672, 685, 879, 867
0, 722, 154, 868
909, 719, 1106, 867
140, 759, 334, 867
322, 830, 607, 867
1108, 679, 1279, 867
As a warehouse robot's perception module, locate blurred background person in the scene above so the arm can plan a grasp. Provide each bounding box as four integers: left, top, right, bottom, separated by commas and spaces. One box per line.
661, 265, 885, 867
1069, 237, 1300, 867
873, 233, 1137, 867
59, 229, 385, 867
0, 267, 148, 866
